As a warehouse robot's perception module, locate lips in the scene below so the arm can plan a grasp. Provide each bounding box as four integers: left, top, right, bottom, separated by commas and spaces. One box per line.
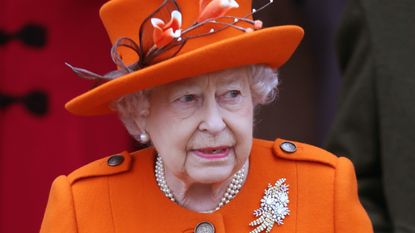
192, 146, 231, 159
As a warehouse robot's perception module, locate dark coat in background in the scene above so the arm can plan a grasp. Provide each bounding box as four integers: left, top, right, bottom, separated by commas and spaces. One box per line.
325, 0, 415, 232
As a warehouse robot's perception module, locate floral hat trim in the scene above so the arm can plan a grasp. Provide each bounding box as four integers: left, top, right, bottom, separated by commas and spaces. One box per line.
66, 0, 275, 81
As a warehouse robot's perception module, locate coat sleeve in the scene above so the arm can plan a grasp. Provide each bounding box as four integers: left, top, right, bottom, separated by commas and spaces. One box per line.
334, 157, 373, 233
40, 175, 78, 233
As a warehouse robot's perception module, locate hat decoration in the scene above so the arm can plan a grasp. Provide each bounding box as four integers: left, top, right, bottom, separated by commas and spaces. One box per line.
65, 0, 274, 81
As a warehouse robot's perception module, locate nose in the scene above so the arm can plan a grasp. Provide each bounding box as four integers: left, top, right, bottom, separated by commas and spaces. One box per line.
198, 99, 226, 135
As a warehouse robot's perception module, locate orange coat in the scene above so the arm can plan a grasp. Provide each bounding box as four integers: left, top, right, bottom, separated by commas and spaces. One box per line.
40, 138, 373, 233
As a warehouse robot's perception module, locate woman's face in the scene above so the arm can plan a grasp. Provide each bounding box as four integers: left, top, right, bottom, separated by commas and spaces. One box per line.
146, 68, 253, 184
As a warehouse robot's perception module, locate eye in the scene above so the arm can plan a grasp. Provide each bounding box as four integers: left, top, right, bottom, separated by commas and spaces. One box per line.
224, 90, 241, 99
176, 94, 198, 103
219, 90, 243, 105
170, 93, 200, 116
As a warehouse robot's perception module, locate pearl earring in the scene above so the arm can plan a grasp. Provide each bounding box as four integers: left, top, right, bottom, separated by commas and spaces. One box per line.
138, 131, 150, 143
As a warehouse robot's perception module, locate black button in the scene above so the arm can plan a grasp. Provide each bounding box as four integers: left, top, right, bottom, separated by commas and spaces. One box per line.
0, 90, 49, 117
0, 23, 47, 48
107, 155, 124, 166
194, 221, 215, 233
280, 142, 297, 153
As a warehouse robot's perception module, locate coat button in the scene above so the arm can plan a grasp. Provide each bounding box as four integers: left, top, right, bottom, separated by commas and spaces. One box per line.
194, 221, 215, 233
280, 141, 297, 153
107, 155, 124, 166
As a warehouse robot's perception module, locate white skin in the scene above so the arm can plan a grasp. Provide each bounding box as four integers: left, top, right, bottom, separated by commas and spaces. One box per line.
144, 68, 254, 212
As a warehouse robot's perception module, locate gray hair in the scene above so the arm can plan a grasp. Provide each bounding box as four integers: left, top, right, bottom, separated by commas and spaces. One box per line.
112, 64, 279, 141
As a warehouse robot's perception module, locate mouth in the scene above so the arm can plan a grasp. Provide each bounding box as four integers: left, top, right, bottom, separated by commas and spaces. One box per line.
192, 146, 231, 159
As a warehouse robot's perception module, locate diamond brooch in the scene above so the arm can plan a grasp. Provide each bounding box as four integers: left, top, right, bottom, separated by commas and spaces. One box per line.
249, 178, 290, 233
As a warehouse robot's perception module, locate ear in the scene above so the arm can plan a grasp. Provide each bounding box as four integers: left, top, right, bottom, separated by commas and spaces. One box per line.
133, 100, 151, 134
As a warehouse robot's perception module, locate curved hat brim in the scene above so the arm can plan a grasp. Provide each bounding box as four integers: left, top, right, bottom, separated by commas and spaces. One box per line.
65, 25, 304, 116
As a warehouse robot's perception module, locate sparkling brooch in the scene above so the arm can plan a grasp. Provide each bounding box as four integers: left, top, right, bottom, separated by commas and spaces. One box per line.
249, 178, 290, 233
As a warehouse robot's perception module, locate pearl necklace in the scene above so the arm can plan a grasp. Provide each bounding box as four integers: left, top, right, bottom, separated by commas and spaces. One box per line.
155, 155, 246, 211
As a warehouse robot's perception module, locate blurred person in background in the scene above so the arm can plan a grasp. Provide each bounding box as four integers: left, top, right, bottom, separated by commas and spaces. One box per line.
326, 0, 415, 232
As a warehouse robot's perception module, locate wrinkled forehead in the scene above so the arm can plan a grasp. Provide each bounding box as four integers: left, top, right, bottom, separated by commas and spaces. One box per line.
158, 66, 252, 91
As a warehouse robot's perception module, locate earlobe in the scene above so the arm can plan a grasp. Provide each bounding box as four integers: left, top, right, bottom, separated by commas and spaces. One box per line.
134, 123, 151, 144
140, 109, 150, 118
133, 109, 149, 129
133, 107, 151, 144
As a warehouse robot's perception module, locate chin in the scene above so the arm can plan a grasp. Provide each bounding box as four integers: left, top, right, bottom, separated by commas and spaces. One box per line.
187, 165, 234, 184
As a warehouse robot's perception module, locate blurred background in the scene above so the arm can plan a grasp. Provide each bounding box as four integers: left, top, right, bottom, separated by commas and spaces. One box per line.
0, 0, 346, 232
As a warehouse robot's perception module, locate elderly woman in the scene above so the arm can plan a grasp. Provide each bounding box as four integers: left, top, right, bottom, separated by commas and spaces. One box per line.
40, 0, 373, 232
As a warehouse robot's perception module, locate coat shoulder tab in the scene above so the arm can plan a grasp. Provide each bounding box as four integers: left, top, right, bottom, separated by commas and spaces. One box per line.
67, 150, 134, 185
273, 138, 337, 168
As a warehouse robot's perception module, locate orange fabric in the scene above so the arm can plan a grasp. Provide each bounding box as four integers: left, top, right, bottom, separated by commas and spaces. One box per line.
40, 139, 373, 233
64, 0, 304, 116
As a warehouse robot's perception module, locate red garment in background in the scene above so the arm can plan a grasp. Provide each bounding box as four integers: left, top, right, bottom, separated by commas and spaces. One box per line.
0, 1, 131, 232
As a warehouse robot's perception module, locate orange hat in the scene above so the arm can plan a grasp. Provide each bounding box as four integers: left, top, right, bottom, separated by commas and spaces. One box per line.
65, 0, 304, 116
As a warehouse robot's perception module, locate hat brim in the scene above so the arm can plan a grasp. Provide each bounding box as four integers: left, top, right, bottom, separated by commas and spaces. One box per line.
65, 25, 304, 116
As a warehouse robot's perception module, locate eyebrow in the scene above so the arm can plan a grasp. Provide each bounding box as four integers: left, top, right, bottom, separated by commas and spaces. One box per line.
215, 73, 248, 87
164, 70, 248, 92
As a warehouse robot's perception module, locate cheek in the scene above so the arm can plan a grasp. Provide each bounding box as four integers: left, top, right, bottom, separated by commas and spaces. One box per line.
234, 97, 254, 134
225, 101, 254, 161
146, 103, 200, 173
